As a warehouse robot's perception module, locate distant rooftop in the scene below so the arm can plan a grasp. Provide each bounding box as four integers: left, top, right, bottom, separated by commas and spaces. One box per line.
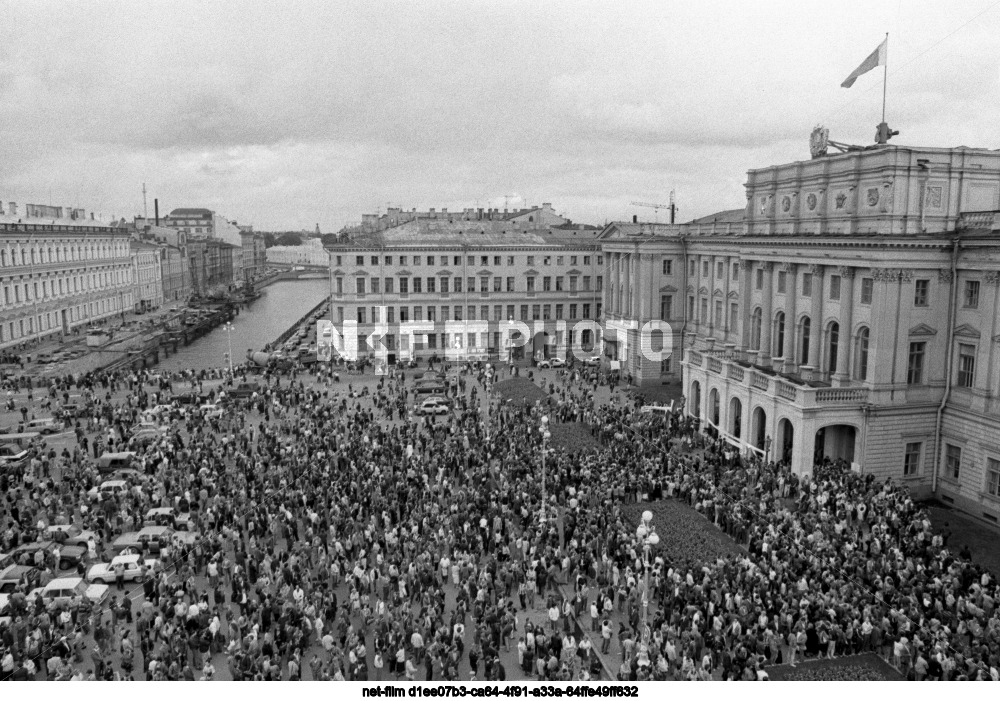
329, 218, 600, 249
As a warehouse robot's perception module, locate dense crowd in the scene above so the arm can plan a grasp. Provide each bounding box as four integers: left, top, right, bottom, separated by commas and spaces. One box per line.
0, 356, 998, 682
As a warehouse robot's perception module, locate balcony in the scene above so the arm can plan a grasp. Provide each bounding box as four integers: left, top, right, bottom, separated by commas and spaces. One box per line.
684, 353, 870, 409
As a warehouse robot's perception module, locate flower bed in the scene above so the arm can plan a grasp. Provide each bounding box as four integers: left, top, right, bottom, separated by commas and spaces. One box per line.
621, 499, 744, 570
494, 377, 550, 406
766, 654, 903, 681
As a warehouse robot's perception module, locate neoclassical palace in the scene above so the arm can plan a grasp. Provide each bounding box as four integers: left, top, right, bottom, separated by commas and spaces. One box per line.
600, 142, 1000, 524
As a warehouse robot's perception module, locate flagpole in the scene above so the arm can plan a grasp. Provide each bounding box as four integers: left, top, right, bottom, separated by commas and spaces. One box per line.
882, 33, 888, 123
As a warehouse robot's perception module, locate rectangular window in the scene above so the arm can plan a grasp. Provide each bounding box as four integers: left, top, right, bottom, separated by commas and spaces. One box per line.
371, 278, 380, 295
714, 300, 723, 327
700, 298, 708, 322
412, 277, 422, 294
427, 255, 434, 266
688, 296, 695, 319
583, 276, 591, 290
494, 256, 501, 266
556, 256, 564, 265
441, 307, 449, 322
946, 444, 962, 480
730, 303, 738, 331
400, 255, 407, 266
335, 256, 342, 266
507, 305, 514, 320
357, 307, 366, 324
356, 256, 364, 266
777, 271, 786, 294
413, 256, 421, 266
555, 304, 563, 319
467, 305, 475, 320
958, 343, 976, 388
480, 277, 489, 292
336, 278, 343, 294
571, 256, 578, 266
542, 305, 551, 320
494, 305, 502, 321
802, 273, 812, 297
583, 303, 591, 319
860, 277, 873, 304
454, 307, 462, 321
467, 256, 474, 265
399, 277, 408, 295
412, 306, 422, 321
662, 259, 672, 275
584, 256, 591, 265
569, 303, 578, 319
467, 277, 474, 291
555, 276, 564, 291
543, 256, 551, 266
507, 256, 514, 266
569, 276, 577, 292
904, 442, 922, 476
426, 277, 435, 293
964, 280, 980, 308
755, 268, 763, 290
493, 277, 501, 292
426, 306, 435, 322
987, 458, 1000, 497
385, 256, 392, 266
440, 277, 449, 294
427, 334, 437, 349
532, 305, 540, 321
337, 307, 344, 323
507, 277, 514, 292
520, 305, 528, 321
527, 278, 535, 292
387, 307, 395, 323
914, 279, 929, 307
702, 260, 709, 277
907, 341, 926, 384
732, 263, 738, 281
356, 277, 366, 295
597, 275, 603, 290
830, 275, 841, 300
480, 305, 488, 320
717, 261, 724, 278
371, 256, 378, 265
454, 256, 461, 266
661, 358, 671, 374
385, 278, 394, 294
400, 307, 408, 322
453, 277, 462, 293
661, 295, 672, 320
481, 256, 488, 266
543, 277, 551, 292
526, 256, 534, 266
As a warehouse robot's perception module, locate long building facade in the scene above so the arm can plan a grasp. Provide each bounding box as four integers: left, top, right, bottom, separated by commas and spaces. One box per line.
604, 142, 1000, 524
0, 220, 134, 347
326, 219, 603, 362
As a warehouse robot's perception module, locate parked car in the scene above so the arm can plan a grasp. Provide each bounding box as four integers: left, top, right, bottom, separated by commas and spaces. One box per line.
45, 525, 101, 549
416, 397, 452, 416
414, 381, 446, 395
143, 507, 177, 528
0, 565, 39, 594
227, 383, 260, 400
96, 452, 138, 474
86, 554, 158, 585
582, 355, 602, 366
199, 403, 224, 419
536, 357, 567, 369
0, 444, 30, 471
28, 577, 109, 609
24, 417, 64, 435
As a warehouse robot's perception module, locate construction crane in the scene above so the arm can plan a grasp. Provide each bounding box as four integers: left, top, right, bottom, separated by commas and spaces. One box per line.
631, 191, 677, 223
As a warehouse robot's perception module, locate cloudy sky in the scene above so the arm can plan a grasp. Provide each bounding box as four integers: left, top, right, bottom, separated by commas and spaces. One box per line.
2, 0, 999, 231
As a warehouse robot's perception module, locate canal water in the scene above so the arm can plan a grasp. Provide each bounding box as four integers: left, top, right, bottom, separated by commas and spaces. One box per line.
157, 279, 329, 372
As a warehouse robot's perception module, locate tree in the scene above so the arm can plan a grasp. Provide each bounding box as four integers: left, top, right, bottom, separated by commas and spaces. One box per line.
275, 232, 303, 246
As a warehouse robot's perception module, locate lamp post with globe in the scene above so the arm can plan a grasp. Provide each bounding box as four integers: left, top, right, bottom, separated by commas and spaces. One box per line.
540, 415, 551, 526
636, 510, 660, 645
224, 322, 235, 378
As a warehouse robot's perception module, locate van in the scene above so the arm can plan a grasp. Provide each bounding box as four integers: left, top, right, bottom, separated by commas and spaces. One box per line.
96, 452, 137, 473
0, 564, 39, 595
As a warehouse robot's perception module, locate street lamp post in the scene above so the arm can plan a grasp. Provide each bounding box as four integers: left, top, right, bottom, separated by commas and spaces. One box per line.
764, 435, 772, 464
636, 510, 660, 647
224, 321, 234, 377
540, 415, 551, 526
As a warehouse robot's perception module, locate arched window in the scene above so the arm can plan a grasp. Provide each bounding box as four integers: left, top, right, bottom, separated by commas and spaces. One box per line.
774, 312, 785, 358
856, 327, 870, 381
751, 308, 762, 349
800, 316, 811, 364
827, 322, 840, 373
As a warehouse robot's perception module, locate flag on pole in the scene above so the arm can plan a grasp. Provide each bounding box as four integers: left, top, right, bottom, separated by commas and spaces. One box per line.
841, 38, 887, 88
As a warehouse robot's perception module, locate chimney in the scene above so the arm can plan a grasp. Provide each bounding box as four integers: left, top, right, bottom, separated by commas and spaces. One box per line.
633, 215, 638, 223
542, 202, 552, 209
154, 199, 159, 226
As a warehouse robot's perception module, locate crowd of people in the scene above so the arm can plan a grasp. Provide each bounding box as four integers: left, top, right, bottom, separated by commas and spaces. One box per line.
0, 353, 998, 682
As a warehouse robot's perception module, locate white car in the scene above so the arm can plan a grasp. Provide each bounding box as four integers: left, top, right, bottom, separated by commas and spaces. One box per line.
86, 554, 158, 584
582, 355, 602, 366
28, 576, 109, 609
416, 398, 452, 416
537, 357, 567, 368
199, 403, 223, 419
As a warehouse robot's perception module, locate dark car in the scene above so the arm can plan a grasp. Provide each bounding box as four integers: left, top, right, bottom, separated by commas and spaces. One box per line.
227, 383, 260, 400
173, 392, 201, 405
